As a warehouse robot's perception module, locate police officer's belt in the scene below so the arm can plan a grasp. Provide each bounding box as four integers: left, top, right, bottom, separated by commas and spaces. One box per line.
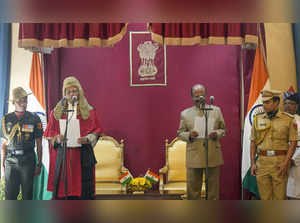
258, 150, 287, 156
6, 149, 31, 156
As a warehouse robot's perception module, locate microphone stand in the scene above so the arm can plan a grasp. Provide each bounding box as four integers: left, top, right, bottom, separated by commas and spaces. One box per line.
60, 106, 74, 199
199, 103, 213, 200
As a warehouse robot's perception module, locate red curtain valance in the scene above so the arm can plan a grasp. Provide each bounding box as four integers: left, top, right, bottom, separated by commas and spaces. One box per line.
148, 23, 258, 46
18, 23, 127, 48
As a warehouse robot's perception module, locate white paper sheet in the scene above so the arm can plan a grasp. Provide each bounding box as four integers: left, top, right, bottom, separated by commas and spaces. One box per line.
59, 119, 81, 147
193, 116, 215, 139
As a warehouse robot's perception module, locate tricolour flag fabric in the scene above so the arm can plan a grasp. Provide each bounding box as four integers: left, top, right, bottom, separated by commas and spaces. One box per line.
241, 46, 270, 198
27, 53, 52, 200
144, 169, 159, 184
119, 171, 133, 185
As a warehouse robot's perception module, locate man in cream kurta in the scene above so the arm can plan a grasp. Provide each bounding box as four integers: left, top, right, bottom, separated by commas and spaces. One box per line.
177, 84, 226, 200
283, 91, 300, 199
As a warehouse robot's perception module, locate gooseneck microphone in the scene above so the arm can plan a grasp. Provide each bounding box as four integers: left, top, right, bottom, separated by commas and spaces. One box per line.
198, 95, 206, 108
71, 96, 78, 107
210, 96, 215, 105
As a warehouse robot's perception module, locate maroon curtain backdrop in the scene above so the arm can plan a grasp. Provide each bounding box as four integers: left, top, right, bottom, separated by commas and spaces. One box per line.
149, 23, 258, 46
43, 23, 256, 199
19, 23, 127, 48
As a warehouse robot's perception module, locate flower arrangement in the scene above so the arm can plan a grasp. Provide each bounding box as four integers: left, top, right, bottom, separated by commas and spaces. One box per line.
127, 177, 152, 192
119, 169, 160, 193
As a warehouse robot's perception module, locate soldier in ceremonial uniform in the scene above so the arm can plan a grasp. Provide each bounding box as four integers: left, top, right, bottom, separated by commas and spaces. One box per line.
0, 87, 43, 200
250, 90, 298, 200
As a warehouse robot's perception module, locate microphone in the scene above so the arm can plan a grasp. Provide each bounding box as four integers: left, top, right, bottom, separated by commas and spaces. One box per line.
198, 95, 206, 109
199, 95, 206, 103
71, 96, 78, 107
210, 96, 215, 105
61, 96, 67, 106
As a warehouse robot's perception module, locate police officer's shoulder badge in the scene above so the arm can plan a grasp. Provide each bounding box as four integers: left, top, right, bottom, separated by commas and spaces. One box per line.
293, 121, 298, 130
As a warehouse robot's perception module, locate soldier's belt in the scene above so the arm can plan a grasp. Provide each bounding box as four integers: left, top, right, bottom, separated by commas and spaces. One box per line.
258, 150, 287, 156
6, 149, 30, 156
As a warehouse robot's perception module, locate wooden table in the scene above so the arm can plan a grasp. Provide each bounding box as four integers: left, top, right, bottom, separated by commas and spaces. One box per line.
95, 192, 184, 200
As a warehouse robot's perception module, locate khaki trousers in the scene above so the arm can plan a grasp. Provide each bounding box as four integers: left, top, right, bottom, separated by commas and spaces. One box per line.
256, 155, 288, 200
187, 167, 220, 200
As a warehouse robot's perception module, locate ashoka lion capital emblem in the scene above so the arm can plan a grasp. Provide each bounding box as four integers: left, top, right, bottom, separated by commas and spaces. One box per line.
137, 41, 159, 80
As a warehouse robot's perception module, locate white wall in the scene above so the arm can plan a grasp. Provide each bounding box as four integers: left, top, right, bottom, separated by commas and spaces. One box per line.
9, 23, 33, 112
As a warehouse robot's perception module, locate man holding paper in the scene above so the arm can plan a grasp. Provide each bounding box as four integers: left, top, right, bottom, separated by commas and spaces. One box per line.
177, 84, 226, 200
44, 76, 103, 199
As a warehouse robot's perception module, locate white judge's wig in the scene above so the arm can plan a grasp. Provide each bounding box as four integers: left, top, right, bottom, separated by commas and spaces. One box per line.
53, 76, 93, 120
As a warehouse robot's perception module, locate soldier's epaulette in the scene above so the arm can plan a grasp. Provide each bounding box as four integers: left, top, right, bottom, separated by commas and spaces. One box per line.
282, 112, 294, 118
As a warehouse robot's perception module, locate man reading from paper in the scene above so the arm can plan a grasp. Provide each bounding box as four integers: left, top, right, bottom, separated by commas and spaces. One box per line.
44, 76, 103, 200
177, 84, 226, 200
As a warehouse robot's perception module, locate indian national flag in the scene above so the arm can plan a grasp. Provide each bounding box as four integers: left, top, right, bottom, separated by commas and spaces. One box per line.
241, 46, 270, 198
119, 171, 133, 185
144, 169, 159, 184
27, 53, 52, 200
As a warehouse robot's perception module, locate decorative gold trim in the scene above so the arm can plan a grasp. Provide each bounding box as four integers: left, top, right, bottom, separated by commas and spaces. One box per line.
208, 36, 226, 45
227, 37, 244, 45
150, 27, 258, 46
99, 135, 125, 170
167, 137, 181, 148
100, 135, 122, 147
1, 118, 21, 144
1, 117, 6, 138
245, 34, 259, 44
151, 32, 204, 46
18, 24, 128, 48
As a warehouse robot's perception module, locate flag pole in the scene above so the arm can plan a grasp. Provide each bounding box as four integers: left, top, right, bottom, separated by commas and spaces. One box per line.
240, 43, 245, 200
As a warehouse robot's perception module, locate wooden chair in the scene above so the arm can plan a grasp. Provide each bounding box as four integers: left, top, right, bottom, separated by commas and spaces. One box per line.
94, 136, 128, 194
159, 137, 206, 199
159, 138, 187, 195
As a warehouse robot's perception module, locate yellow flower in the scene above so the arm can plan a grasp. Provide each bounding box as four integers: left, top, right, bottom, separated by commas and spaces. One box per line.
128, 177, 152, 192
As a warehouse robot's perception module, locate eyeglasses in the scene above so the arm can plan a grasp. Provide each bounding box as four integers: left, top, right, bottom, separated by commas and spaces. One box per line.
66, 89, 79, 95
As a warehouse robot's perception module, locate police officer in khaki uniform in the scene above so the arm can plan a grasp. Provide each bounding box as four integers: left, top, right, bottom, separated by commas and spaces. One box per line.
177, 84, 226, 200
0, 87, 43, 200
250, 90, 298, 200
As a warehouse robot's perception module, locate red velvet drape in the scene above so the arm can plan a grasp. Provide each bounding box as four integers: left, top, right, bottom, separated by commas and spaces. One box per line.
148, 23, 258, 46
18, 23, 127, 48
